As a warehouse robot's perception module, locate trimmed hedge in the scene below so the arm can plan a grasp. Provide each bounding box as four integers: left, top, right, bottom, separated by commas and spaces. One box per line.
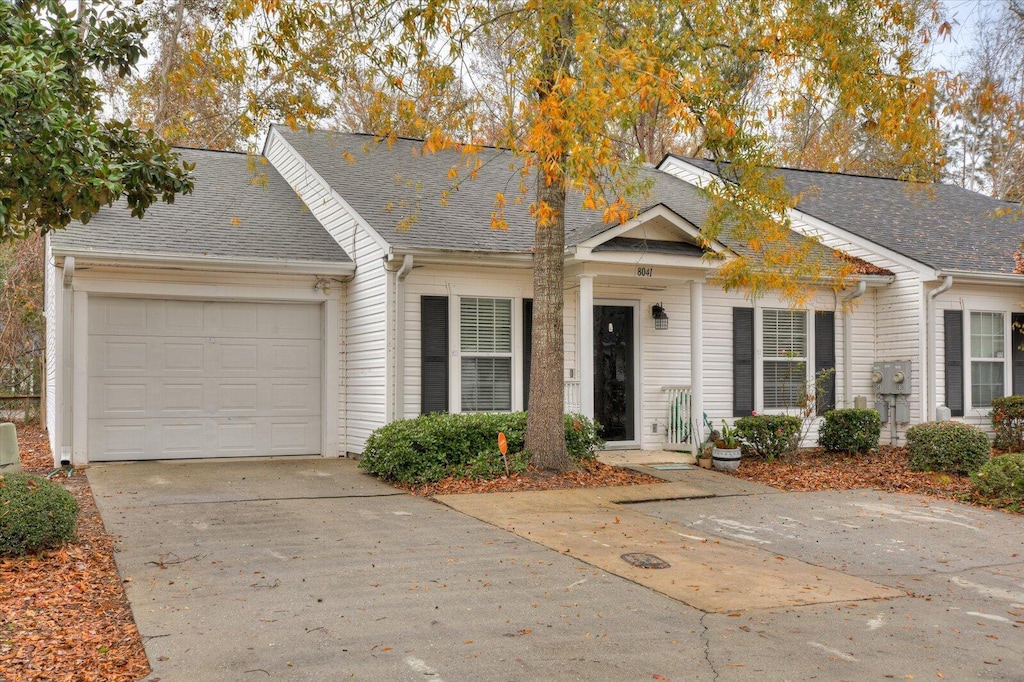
0, 473, 79, 556
991, 395, 1024, 452
971, 453, 1024, 510
818, 409, 881, 454
905, 421, 990, 475
359, 412, 603, 483
734, 414, 801, 460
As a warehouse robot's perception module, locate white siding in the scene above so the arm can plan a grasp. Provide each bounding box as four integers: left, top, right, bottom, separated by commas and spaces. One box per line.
933, 284, 1024, 437
401, 265, 534, 418
44, 237, 58, 454
265, 131, 388, 454
700, 286, 873, 446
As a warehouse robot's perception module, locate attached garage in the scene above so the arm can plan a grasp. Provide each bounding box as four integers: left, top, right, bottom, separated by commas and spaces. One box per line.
88, 297, 323, 461
44, 147, 353, 466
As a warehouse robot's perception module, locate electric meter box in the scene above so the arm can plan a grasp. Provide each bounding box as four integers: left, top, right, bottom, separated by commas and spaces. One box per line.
871, 360, 913, 395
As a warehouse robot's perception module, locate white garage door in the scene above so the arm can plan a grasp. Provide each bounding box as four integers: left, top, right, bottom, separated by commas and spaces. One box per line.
88, 297, 322, 461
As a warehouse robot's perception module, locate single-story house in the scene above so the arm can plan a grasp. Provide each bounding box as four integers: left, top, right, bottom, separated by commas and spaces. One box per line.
43, 127, 1024, 465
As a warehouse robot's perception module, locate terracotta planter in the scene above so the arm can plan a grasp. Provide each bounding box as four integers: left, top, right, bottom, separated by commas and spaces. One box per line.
698, 456, 713, 469
712, 447, 741, 471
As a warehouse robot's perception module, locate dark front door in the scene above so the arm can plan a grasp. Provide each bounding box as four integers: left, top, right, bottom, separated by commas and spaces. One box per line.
594, 305, 635, 442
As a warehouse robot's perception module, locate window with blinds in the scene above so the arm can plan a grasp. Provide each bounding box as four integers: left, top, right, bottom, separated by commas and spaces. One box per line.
762, 309, 807, 409
460, 298, 512, 411
970, 311, 1004, 408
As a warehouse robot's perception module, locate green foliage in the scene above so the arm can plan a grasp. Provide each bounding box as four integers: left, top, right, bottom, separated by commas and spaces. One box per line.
734, 414, 801, 460
990, 395, 1024, 452
971, 453, 1024, 510
360, 412, 603, 484
0, 0, 194, 240
906, 421, 990, 476
0, 473, 79, 556
715, 420, 740, 448
818, 409, 881, 454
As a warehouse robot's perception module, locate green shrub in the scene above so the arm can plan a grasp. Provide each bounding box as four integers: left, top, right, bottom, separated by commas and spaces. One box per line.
734, 414, 801, 460
818, 409, 881, 454
0, 473, 79, 556
359, 412, 603, 483
971, 453, 1024, 509
990, 396, 1024, 452
905, 421, 990, 475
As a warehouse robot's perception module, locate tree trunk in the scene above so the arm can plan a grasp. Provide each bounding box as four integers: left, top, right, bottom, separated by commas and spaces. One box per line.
525, 3, 573, 472
526, 174, 570, 471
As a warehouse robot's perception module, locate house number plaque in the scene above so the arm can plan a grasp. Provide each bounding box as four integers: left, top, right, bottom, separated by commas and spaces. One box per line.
636, 266, 654, 277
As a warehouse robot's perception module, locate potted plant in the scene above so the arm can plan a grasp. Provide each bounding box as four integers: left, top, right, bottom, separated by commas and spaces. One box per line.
713, 421, 741, 471
697, 429, 718, 469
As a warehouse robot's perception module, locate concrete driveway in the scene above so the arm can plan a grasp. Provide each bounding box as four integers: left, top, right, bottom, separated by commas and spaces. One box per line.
88, 459, 1024, 681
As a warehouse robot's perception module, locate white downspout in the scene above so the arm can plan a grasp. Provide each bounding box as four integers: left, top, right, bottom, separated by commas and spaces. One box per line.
926, 275, 954, 421
841, 281, 867, 408
392, 255, 414, 421
60, 257, 75, 465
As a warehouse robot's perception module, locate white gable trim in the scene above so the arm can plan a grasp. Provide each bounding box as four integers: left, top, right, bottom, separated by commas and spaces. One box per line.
573, 204, 728, 258
658, 154, 937, 279
788, 207, 936, 279
264, 127, 393, 257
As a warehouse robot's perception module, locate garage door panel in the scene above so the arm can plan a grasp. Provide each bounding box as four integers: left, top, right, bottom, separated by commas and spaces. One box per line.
89, 297, 323, 461
89, 417, 321, 460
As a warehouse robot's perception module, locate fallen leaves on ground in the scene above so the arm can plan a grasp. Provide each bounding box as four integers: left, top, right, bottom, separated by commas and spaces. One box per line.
729, 446, 978, 503
400, 459, 663, 496
0, 424, 150, 681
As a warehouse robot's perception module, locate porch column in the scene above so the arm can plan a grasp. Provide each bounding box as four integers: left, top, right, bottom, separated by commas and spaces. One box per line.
579, 274, 595, 419
690, 279, 704, 456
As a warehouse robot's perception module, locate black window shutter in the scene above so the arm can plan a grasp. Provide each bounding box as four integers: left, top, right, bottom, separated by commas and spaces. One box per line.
814, 311, 836, 415
944, 309, 964, 417
733, 308, 755, 416
421, 296, 449, 414
523, 299, 533, 411
1012, 312, 1024, 395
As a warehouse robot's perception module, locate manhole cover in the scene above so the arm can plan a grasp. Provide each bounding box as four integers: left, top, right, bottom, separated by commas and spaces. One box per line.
620, 552, 671, 569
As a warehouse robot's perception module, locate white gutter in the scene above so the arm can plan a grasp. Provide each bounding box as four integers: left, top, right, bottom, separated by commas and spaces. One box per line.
841, 280, 867, 407
392, 255, 414, 421
52, 248, 355, 277
60, 257, 75, 465
935, 269, 1024, 285
926, 275, 954, 421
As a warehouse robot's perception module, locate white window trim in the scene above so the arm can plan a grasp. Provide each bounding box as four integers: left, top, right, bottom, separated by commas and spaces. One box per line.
965, 309, 1010, 413
450, 295, 524, 413
754, 307, 814, 415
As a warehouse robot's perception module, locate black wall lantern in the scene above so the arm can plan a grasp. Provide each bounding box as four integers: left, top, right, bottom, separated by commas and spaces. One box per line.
652, 303, 669, 330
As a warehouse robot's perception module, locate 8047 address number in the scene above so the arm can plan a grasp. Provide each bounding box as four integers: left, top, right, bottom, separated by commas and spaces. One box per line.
636, 266, 654, 277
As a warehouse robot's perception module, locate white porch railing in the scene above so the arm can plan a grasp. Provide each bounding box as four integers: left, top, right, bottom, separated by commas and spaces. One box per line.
564, 380, 582, 414
662, 385, 693, 450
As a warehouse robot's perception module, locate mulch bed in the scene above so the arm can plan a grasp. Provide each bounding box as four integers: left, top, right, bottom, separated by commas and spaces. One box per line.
400, 458, 663, 496
1, 424, 150, 681
728, 445, 988, 506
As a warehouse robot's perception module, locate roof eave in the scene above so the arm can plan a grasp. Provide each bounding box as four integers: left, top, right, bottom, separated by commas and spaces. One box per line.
935, 269, 1024, 286
51, 247, 355, 276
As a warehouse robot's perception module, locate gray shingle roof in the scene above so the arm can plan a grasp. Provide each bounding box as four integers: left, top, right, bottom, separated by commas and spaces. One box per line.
50, 148, 351, 266
682, 157, 1024, 275
275, 127, 849, 273
593, 237, 706, 256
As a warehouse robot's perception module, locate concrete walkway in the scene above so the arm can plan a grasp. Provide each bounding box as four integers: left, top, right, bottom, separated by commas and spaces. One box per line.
88, 457, 1024, 681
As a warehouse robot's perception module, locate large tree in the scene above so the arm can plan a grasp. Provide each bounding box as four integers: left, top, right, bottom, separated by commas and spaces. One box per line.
224, 0, 944, 471
0, 0, 194, 239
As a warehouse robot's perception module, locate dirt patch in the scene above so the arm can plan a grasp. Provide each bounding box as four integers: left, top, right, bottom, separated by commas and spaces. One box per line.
727, 446, 985, 505
0, 423, 150, 681
400, 459, 663, 496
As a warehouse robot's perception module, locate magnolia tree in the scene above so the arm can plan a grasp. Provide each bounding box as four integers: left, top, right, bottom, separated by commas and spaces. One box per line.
0, 0, 194, 240
219, 0, 944, 471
